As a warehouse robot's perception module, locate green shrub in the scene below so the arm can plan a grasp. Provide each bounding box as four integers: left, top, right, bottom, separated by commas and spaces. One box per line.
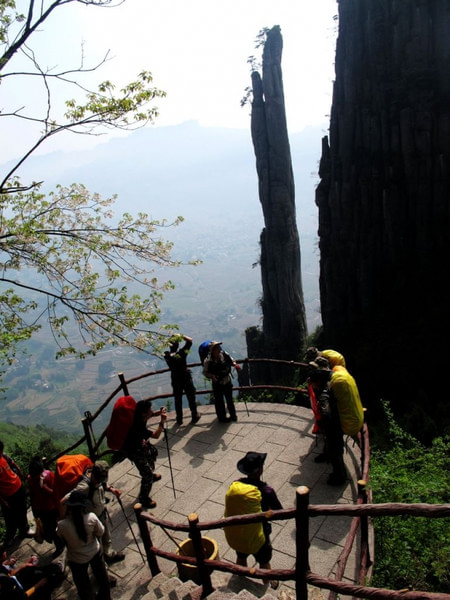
370, 401, 450, 592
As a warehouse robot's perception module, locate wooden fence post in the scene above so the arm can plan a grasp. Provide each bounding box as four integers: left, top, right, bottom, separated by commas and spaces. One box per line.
295, 486, 310, 600
357, 479, 370, 585
188, 512, 214, 598
134, 503, 161, 577
118, 372, 129, 396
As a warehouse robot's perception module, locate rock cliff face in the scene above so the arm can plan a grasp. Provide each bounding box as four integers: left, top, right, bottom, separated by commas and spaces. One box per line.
316, 0, 450, 434
247, 26, 307, 378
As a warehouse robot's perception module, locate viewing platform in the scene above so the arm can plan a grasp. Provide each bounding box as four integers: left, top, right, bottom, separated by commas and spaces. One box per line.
11, 401, 368, 599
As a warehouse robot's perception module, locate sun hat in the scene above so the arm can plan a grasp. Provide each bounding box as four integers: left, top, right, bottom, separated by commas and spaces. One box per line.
237, 451, 267, 475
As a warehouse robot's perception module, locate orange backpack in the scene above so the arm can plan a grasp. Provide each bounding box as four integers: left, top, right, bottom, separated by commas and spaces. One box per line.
54, 454, 93, 503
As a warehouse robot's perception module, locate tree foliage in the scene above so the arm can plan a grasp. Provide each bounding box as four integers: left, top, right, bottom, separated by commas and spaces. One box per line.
370, 401, 450, 592
0, 1, 193, 366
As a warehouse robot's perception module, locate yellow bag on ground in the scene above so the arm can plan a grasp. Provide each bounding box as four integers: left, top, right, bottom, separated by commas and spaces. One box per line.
330, 366, 364, 436
224, 481, 265, 555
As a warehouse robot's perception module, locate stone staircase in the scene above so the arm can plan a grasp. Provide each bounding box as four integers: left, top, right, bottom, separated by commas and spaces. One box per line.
135, 571, 326, 600
139, 572, 286, 600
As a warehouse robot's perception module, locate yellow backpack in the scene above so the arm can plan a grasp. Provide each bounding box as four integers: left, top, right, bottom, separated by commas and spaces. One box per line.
330, 366, 364, 436
224, 481, 265, 555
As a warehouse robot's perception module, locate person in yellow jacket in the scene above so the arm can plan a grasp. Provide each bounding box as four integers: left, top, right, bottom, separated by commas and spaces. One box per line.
306, 350, 364, 485
304, 347, 363, 436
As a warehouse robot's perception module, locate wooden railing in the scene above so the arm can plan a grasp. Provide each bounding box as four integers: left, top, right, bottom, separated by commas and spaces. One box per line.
44, 359, 450, 599
133, 483, 450, 600
46, 357, 309, 462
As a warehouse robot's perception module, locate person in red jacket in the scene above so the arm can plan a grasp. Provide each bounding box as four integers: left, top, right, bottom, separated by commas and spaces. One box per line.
27, 457, 64, 557
0, 441, 32, 546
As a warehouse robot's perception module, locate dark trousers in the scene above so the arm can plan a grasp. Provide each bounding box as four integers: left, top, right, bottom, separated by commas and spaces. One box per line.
68, 551, 111, 600
2, 485, 29, 542
322, 416, 346, 478
212, 380, 236, 421
172, 372, 198, 421
132, 452, 156, 502
36, 509, 63, 551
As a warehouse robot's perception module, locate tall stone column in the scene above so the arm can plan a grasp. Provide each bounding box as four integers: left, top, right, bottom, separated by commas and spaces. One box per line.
247, 26, 307, 381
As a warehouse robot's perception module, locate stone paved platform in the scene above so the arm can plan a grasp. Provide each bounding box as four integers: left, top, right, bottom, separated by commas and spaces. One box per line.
10, 401, 367, 599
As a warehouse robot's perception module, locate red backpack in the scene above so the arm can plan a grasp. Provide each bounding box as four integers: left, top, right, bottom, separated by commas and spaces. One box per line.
106, 395, 137, 451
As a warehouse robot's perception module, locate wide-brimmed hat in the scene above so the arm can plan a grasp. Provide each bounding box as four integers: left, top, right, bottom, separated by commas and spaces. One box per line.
210, 341, 222, 349
92, 460, 109, 483
237, 451, 267, 475
64, 490, 93, 510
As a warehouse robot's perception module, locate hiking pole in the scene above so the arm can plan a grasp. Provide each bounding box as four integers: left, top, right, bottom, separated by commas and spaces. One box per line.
160, 524, 184, 552
163, 426, 176, 499
116, 495, 146, 564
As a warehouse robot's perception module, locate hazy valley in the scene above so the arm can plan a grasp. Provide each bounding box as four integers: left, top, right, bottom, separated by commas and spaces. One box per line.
1, 121, 325, 433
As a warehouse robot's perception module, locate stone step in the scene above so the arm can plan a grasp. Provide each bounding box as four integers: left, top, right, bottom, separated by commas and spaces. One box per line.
141, 572, 202, 599
139, 571, 301, 600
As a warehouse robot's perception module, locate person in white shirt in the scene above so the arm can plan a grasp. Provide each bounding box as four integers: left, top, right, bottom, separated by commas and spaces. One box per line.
56, 491, 110, 600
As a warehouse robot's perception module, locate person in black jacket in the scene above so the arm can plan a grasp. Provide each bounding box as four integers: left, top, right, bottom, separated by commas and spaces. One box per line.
164, 335, 200, 425
121, 400, 167, 508
203, 342, 240, 423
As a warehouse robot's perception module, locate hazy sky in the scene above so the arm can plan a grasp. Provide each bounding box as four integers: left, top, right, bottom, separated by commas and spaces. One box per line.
1, 0, 338, 161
